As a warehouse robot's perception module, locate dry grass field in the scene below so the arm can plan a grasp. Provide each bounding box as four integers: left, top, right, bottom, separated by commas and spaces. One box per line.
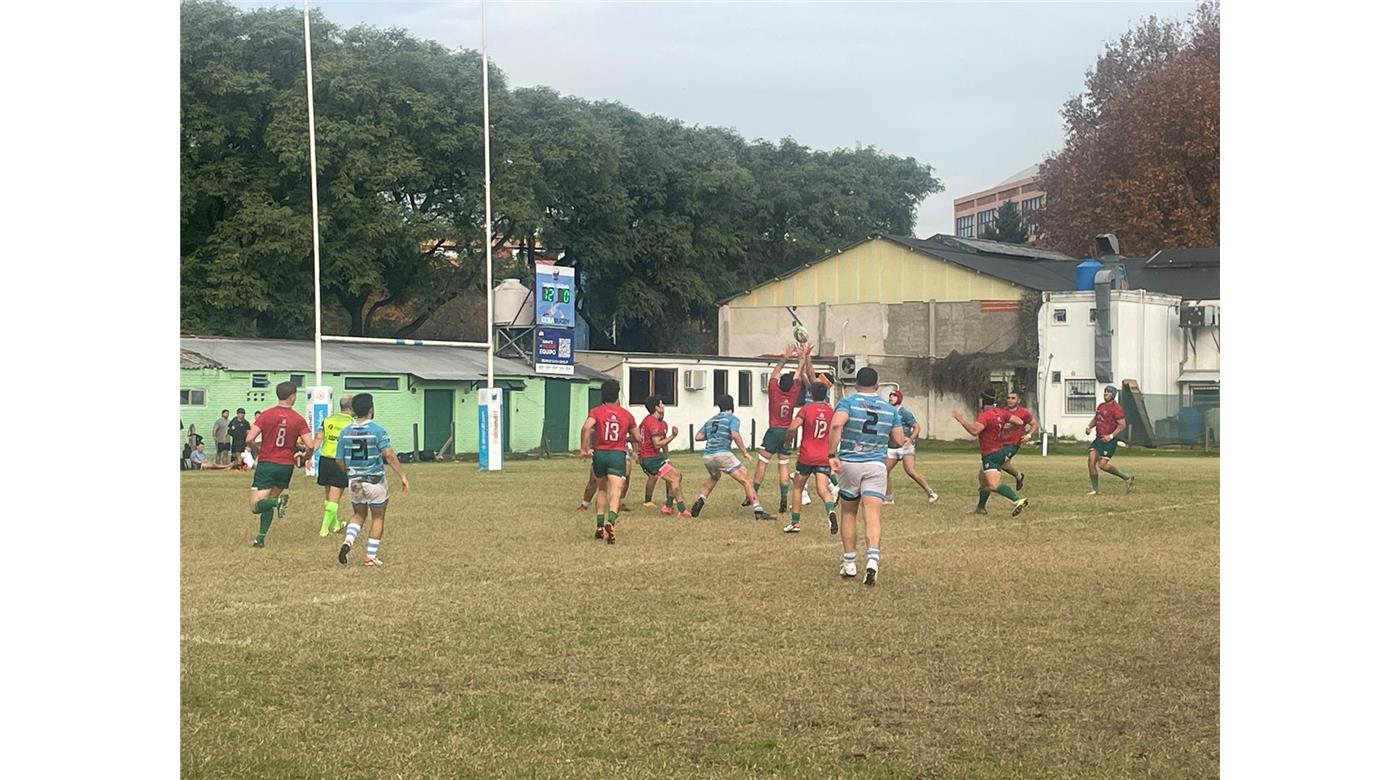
181, 448, 1218, 778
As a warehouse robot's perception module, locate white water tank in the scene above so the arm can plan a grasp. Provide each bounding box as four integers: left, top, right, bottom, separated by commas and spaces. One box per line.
493, 278, 533, 326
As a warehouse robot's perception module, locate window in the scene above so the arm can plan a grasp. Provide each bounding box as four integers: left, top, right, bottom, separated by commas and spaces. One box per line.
250, 373, 270, 389
1190, 385, 1220, 411
289, 374, 305, 389
955, 215, 975, 238
1088, 309, 1098, 324
628, 367, 677, 406
1051, 371, 1062, 384
1052, 308, 1068, 324
737, 371, 753, 407
976, 208, 997, 237
180, 389, 206, 406
712, 369, 729, 406
1066, 379, 1097, 414
345, 376, 400, 391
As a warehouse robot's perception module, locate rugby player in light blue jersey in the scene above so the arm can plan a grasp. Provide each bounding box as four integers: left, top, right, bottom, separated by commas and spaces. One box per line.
335, 393, 409, 566
688, 394, 774, 521
830, 367, 906, 585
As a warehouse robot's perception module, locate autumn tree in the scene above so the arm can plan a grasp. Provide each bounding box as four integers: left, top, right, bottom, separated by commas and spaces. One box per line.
1038, 0, 1219, 256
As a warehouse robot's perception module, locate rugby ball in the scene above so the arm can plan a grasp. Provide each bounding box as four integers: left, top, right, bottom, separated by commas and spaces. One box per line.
793, 325, 810, 343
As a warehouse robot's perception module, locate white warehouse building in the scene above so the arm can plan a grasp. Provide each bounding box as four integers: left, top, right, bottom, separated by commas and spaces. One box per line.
1037, 248, 1220, 446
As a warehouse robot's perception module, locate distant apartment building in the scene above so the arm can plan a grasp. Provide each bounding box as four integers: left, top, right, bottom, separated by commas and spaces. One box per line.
952, 164, 1046, 240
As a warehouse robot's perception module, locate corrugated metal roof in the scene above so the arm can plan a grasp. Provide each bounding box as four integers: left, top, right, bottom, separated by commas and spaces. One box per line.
180, 337, 609, 382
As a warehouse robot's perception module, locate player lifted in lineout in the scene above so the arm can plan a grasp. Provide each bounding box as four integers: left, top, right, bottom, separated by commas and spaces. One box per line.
580, 379, 641, 544
830, 366, 905, 585
1086, 385, 1135, 495
689, 394, 775, 521
245, 381, 315, 548
783, 380, 838, 534
952, 391, 1029, 516
336, 393, 409, 566
638, 395, 689, 516
750, 344, 809, 514
998, 390, 1037, 492
882, 389, 938, 505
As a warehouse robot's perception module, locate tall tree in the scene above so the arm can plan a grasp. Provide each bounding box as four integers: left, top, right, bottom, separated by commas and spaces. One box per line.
180, 0, 942, 349
1038, 0, 1219, 256
979, 200, 1029, 243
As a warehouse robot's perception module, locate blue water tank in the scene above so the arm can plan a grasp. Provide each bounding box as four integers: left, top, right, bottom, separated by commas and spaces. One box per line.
1178, 406, 1204, 444
1076, 258, 1103, 291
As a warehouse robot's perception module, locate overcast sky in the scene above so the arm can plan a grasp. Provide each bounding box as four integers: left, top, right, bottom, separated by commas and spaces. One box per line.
239, 0, 1195, 237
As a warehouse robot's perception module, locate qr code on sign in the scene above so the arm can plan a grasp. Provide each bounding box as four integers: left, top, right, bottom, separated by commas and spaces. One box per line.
558, 338, 572, 360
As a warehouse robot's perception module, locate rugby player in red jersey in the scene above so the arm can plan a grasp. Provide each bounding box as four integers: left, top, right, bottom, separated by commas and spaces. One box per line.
579, 379, 642, 544
783, 381, 839, 534
1086, 385, 1134, 494
952, 391, 1028, 517
244, 381, 316, 548
999, 390, 1038, 492
638, 395, 688, 516
751, 344, 806, 514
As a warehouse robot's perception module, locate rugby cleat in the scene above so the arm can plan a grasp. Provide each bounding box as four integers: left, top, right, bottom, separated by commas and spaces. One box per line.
1125, 475, 1136, 494
659, 505, 675, 516
753, 509, 776, 521
927, 491, 939, 504
969, 507, 988, 515
275, 493, 289, 519
251, 539, 265, 548
1011, 498, 1030, 517
783, 521, 801, 533
338, 542, 351, 565
363, 556, 384, 566
604, 522, 617, 544
827, 510, 839, 534
839, 560, 858, 579
864, 558, 879, 586
1015, 473, 1025, 492
689, 496, 706, 518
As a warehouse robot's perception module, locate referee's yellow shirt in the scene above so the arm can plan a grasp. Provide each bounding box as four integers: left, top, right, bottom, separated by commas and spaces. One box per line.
318, 412, 354, 458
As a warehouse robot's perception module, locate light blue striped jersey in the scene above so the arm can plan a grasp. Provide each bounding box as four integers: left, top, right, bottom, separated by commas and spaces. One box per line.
335, 420, 392, 478
896, 406, 917, 436
700, 412, 742, 455
834, 393, 898, 462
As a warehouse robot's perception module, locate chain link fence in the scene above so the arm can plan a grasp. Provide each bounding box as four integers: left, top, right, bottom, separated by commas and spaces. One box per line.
1121, 386, 1220, 448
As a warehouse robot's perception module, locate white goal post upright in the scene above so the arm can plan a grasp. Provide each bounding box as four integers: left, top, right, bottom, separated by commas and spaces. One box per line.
478, 0, 503, 470
303, 0, 331, 475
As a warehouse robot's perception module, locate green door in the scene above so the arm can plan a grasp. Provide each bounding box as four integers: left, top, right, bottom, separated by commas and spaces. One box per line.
588, 386, 602, 410
544, 380, 572, 452
423, 389, 454, 454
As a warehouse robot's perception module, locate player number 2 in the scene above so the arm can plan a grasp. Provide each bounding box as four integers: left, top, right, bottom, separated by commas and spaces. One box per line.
351, 439, 368, 460
861, 411, 880, 435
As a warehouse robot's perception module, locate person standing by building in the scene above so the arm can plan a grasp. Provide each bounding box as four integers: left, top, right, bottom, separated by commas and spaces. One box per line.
1087, 386, 1135, 494
228, 408, 251, 465
212, 410, 231, 466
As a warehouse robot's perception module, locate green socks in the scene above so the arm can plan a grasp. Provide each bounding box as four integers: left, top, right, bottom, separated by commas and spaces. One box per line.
825, 502, 836, 513
320, 501, 338, 534
1111, 468, 1132, 480
256, 510, 274, 541
753, 482, 762, 494
779, 485, 789, 502
645, 490, 654, 503
995, 483, 1021, 502
607, 511, 618, 525
1091, 474, 1101, 491
253, 498, 279, 514
977, 489, 990, 509
790, 512, 801, 525
596, 514, 605, 528
664, 496, 674, 508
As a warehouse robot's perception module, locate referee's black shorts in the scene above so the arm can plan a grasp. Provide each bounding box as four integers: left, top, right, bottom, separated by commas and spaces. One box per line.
316, 456, 350, 488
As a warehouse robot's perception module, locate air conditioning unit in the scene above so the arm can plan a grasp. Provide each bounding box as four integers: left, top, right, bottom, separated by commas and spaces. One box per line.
837, 355, 864, 382
1179, 305, 1206, 328
1202, 304, 1220, 327
760, 371, 771, 391
683, 369, 707, 391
